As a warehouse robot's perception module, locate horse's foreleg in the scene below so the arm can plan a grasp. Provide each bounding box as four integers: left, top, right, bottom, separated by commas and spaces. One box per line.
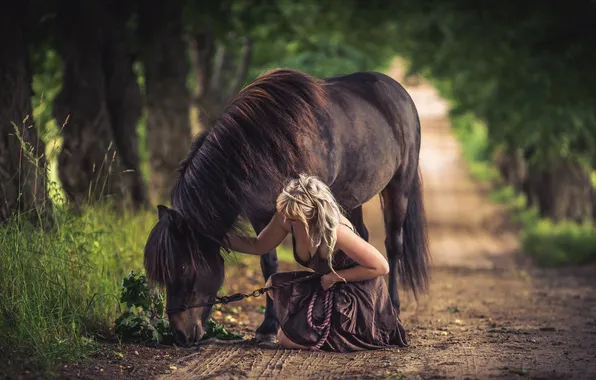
250, 219, 279, 343
348, 205, 369, 242
380, 179, 408, 315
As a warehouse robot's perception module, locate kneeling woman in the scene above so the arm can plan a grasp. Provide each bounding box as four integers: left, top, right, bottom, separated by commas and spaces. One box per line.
225, 174, 407, 352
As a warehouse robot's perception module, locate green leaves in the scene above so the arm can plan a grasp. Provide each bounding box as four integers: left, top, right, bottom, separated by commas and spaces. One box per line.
114, 272, 172, 345
114, 311, 173, 345
120, 272, 164, 314
113, 271, 243, 345
204, 319, 244, 340
392, 1, 596, 165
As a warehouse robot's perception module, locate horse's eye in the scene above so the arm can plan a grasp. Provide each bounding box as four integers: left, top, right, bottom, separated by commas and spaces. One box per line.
181, 264, 187, 273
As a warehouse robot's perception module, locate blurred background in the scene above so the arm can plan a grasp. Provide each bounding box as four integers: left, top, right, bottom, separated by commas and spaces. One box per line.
1, 0, 596, 377
3, 0, 596, 220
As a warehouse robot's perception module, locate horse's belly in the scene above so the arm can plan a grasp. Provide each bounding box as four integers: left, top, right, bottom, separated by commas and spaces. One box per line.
324, 132, 400, 209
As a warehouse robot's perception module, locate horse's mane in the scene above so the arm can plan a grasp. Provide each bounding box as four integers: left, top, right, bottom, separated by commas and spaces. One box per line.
172, 68, 328, 245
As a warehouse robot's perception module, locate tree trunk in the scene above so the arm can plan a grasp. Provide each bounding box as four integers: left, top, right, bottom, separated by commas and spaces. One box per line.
139, 0, 192, 205
103, 1, 146, 209
0, 1, 50, 222
52, 0, 124, 209
189, 31, 252, 132
494, 148, 527, 193
526, 158, 593, 222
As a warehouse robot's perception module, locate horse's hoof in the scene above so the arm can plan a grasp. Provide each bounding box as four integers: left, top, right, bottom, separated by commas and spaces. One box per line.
255, 332, 277, 344
259, 341, 280, 349
254, 335, 281, 350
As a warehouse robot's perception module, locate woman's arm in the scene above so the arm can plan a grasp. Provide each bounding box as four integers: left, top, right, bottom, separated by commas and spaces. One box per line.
320, 225, 389, 290
225, 212, 289, 255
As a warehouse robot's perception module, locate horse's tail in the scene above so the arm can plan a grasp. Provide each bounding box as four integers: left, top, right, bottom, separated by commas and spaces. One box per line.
401, 168, 431, 298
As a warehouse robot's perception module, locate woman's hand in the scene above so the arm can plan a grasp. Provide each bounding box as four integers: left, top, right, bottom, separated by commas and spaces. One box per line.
321, 272, 341, 290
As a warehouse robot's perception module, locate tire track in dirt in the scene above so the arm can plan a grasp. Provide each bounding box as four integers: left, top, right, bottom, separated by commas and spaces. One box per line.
160, 59, 596, 380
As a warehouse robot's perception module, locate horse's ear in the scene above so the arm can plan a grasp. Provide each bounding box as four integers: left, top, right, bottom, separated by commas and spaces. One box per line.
157, 205, 169, 220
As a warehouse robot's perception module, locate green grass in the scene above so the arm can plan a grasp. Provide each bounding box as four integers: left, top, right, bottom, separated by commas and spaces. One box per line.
451, 113, 596, 267
0, 205, 154, 376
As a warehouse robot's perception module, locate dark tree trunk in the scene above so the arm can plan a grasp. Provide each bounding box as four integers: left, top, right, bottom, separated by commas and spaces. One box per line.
103, 1, 146, 208
494, 148, 527, 193
139, 0, 192, 204
0, 1, 50, 222
52, 0, 124, 209
189, 31, 252, 132
525, 158, 593, 222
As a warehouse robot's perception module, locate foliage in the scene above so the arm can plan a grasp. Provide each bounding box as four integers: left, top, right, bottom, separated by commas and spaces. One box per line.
204, 319, 244, 340
453, 114, 596, 267
184, 0, 398, 83
30, 49, 63, 146
523, 219, 596, 267
113, 272, 172, 345
392, 0, 596, 167
0, 205, 153, 375
112, 272, 243, 344
391, 0, 596, 261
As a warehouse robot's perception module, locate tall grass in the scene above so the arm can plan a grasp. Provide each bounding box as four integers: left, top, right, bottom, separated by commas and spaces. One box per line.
451, 112, 596, 267
0, 205, 154, 375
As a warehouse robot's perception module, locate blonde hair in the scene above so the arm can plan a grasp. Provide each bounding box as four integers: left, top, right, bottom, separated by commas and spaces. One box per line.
276, 173, 346, 280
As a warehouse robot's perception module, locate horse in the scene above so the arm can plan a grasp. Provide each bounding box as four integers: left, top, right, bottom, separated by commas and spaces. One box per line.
144, 68, 430, 347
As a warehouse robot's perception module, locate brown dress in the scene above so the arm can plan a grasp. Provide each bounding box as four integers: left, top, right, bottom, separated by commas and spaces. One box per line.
269, 224, 408, 352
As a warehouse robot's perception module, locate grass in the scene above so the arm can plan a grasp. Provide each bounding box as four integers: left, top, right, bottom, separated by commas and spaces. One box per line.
451, 113, 596, 267
0, 205, 154, 376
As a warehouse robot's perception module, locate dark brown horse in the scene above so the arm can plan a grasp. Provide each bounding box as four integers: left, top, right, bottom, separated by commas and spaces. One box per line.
144, 68, 430, 347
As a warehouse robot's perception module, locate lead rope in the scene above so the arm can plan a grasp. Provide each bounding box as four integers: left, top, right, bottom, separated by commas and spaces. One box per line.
306, 289, 334, 351
290, 224, 335, 351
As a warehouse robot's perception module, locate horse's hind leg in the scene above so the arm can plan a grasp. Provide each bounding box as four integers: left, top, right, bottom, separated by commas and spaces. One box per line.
380, 177, 409, 314
249, 218, 279, 344
348, 205, 369, 242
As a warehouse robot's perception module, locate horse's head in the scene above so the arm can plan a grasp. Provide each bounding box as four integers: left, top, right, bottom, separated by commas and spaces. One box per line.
144, 205, 225, 347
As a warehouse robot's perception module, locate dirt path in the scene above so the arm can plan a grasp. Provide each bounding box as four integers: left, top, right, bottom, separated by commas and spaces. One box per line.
62, 60, 596, 380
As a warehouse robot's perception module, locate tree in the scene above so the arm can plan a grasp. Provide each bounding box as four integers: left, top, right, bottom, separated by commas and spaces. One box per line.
51, 0, 146, 210
103, 0, 147, 208
52, 0, 121, 208
139, 0, 193, 205
0, 0, 50, 222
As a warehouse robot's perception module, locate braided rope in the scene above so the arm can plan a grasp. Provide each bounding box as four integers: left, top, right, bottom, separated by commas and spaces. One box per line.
306, 289, 335, 351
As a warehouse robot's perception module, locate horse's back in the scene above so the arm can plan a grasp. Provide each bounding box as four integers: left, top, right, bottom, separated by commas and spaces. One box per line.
325, 71, 419, 141
312, 72, 420, 208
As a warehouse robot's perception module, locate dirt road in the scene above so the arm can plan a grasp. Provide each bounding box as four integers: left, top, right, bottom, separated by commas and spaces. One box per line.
63, 61, 596, 379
